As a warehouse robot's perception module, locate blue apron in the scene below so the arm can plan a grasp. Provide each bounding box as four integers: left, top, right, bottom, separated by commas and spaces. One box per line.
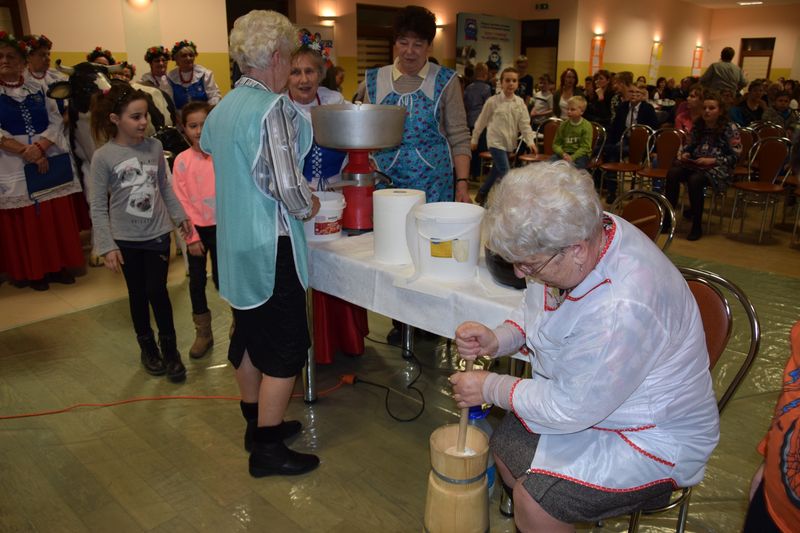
168, 77, 208, 110
366, 63, 456, 202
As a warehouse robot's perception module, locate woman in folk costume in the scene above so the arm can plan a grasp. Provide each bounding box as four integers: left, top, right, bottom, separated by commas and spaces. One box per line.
166, 40, 220, 111
0, 32, 83, 291
452, 162, 719, 532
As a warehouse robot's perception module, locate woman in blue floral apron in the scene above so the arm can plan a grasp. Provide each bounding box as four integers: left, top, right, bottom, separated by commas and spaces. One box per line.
365, 6, 471, 204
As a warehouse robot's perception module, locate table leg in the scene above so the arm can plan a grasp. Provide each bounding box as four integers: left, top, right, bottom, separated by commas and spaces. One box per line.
401, 323, 415, 360
303, 347, 317, 403
303, 290, 317, 403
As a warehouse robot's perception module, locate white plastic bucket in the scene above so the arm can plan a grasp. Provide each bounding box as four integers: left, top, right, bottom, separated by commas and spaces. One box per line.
304, 191, 346, 242
406, 202, 485, 281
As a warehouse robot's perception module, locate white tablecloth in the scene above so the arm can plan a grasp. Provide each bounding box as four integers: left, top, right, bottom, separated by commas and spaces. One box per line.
308, 233, 524, 338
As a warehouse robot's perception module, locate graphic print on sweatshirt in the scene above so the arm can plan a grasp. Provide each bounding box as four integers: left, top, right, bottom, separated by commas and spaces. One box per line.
116, 156, 158, 219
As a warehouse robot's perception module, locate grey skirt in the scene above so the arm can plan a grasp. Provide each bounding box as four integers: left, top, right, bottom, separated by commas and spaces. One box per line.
490, 411, 675, 523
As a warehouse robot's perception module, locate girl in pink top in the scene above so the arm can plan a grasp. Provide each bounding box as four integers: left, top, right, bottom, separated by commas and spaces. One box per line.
172, 101, 218, 359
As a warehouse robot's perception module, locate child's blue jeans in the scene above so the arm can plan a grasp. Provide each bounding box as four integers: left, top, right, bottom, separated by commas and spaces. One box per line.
480, 147, 511, 195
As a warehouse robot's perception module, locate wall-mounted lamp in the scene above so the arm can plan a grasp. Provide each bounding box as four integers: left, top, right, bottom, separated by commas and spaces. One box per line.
127, 0, 152, 8
319, 16, 339, 27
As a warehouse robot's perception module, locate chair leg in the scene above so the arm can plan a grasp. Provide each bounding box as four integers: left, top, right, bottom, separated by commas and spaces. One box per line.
728, 192, 739, 233
794, 201, 800, 242
627, 511, 641, 533
758, 199, 767, 243
676, 489, 693, 533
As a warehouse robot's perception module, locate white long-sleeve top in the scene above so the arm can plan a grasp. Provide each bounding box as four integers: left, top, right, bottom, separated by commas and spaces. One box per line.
471, 93, 536, 151
483, 214, 719, 491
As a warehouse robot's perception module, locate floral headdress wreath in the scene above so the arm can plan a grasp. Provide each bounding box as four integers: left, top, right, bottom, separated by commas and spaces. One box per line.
0, 31, 34, 56
171, 40, 197, 60
22, 34, 52, 52
119, 61, 136, 77
87, 46, 116, 64
144, 45, 170, 63
298, 29, 332, 67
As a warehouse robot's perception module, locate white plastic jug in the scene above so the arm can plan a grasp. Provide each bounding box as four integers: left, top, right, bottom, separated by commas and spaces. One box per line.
304, 191, 346, 242
405, 202, 485, 282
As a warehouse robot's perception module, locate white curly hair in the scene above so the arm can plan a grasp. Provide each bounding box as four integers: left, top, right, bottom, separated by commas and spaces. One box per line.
483, 161, 603, 262
229, 10, 296, 72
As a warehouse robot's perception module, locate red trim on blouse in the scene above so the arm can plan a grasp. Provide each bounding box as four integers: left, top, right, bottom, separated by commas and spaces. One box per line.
615, 432, 675, 467
509, 379, 536, 433
525, 469, 679, 493
503, 319, 529, 355
542, 216, 617, 312
593, 424, 657, 433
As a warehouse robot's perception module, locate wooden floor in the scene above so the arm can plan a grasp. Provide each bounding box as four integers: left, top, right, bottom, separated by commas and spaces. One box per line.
1, 190, 799, 532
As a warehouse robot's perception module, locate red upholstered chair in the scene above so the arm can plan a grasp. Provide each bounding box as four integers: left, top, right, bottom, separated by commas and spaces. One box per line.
610, 189, 676, 251
635, 127, 683, 189
600, 124, 655, 196
587, 121, 607, 173
625, 267, 760, 533
728, 136, 793, 243
518, 118, 562, 164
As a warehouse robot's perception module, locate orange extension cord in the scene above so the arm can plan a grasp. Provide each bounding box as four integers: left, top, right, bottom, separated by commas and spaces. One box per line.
0, 375, 353, 420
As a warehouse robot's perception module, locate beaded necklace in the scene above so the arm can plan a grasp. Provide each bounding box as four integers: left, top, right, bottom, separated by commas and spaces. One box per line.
0, 76, 24, 88
178, 68, 193, 84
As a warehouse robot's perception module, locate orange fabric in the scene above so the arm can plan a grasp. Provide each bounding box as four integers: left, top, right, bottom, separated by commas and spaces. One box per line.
759, 320, 800, 533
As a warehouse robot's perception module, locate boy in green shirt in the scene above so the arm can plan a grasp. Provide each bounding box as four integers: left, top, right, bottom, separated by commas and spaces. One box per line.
550, 95, 593, 169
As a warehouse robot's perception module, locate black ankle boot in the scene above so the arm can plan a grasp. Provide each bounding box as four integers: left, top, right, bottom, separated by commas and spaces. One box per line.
137, 334, 166, 376
687, 217, 703, 241
249, 426, 319, 477
240, 402, 302, 452
159, 334, 186, 382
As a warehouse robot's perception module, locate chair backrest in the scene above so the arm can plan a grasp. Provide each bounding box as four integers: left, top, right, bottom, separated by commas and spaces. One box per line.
679, 267, 761, 413
750, 136, 792, 184
611, 189, 675, 251
754, 122, 786, 139
620, 124, 655, 164
538, 118, 562, 155
589, 122, 607, 166
650, 128, 683, 170
737, 127, 755, 167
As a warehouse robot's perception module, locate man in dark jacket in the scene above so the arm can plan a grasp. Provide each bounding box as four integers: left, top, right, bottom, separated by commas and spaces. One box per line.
602, 84, 659, 203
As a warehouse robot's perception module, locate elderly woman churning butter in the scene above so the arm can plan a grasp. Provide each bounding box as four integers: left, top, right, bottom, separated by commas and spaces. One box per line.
451, 162, 719, 531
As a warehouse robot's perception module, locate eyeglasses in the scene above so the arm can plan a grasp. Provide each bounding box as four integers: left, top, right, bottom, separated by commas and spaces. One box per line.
514, 249, 563, 278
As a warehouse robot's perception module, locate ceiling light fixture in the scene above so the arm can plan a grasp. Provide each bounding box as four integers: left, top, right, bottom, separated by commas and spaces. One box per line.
737, 1, 763, 5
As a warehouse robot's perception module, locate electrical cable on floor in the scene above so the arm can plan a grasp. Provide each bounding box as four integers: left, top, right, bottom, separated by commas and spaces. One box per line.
358, 335, 428, 422
0, 377, 349, 420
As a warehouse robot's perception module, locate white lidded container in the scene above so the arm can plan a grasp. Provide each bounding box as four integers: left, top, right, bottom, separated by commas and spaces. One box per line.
304, 191, 346, 242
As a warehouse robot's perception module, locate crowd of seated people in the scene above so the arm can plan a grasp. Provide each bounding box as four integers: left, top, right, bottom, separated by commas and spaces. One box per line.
464, 56, 798, 244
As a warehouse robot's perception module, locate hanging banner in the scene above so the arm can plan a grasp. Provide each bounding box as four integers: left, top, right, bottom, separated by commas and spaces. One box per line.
648, 42, 663, 82
589, 36, 605, 75
691, 47, 704, 77
456, 13, 519, 77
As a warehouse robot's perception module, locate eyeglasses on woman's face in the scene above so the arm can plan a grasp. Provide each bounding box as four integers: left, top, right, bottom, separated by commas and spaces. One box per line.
514, 249, 564, 278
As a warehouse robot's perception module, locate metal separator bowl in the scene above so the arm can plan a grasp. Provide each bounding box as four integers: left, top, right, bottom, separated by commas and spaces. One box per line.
310, 103, 406, 150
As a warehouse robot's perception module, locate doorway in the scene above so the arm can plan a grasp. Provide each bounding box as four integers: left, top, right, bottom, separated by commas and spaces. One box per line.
520, 19, 559, 87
